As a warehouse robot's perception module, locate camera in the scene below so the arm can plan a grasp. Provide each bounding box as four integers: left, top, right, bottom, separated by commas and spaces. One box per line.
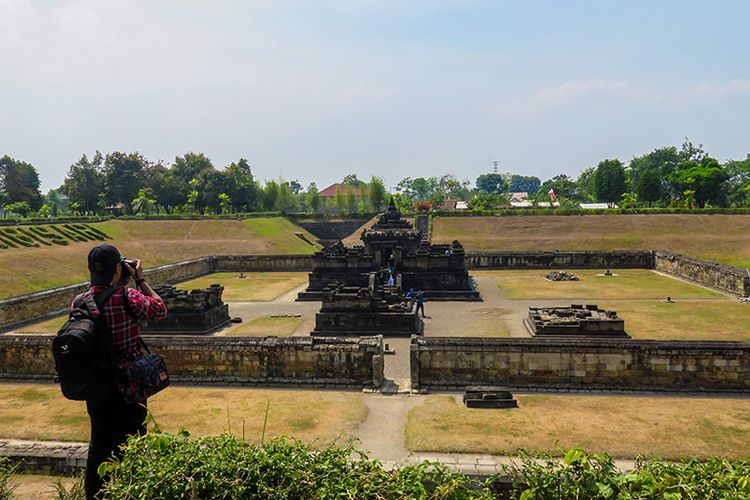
120, 257, 137, 277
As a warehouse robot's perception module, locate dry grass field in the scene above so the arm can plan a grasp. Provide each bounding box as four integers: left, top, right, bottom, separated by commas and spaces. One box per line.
0, 218, 319, 299
0, 383, 367, 444
472, 269, 747, 341
479, 269, 725, 300
178, 272, 307, 302
8, 475, 77, 500
406, 394, 750, 459
433, 214, 750, 267
601, 300, 750, 341
218, 316, 305, 337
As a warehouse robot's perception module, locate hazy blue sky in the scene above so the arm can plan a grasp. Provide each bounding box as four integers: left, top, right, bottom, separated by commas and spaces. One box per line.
2, 0, 749, 191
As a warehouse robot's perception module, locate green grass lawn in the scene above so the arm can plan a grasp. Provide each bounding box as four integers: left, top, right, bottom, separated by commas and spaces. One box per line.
0, 383, 367, 444
218, 316, 305, 337
15, 315, 67, 334
406, 394, 750, 459
601, 300, 750, 341
477, 269, 726, 300
178, 272, 308, 301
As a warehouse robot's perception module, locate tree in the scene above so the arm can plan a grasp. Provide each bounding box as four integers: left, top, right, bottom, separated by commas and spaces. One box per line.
575, 167, 597, 202
636, 169, 662, 206
224, 159, 261, 212
334, 185, 346, 214
133, 188, 157, 215
263, 180, 280, 211
724, 156, 750, 207
4, 201, 32, 217
475, 173, 507, 194
44, 188, 66, 217
593, 159, 627, 203
306, 184, 321, 214
345, 184, 357, 214
218, 193, 232, 214
103, 152, 147, 214
368, 176, 387, 212
673, 157, 728, 207
275, 181, 297, 213
535, 175, 579, 201
63, 153, 105, 214
342, 174, 362, 186
0, 155, 43, 209
508, 175, 541, 194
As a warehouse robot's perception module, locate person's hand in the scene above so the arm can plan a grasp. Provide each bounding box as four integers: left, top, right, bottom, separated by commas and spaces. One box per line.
123, 259, 145, 281
133, 259, 145, 281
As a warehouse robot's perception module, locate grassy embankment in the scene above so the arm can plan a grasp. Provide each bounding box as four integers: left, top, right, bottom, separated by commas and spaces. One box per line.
433, 214, 750, 268
0, 218, 319, 298
406, 394, 750, 459
0, 384, 367, 444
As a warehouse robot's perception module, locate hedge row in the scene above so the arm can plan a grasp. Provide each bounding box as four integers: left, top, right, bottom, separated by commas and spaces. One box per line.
431, 207, 750, 217
95, 431, 750, 499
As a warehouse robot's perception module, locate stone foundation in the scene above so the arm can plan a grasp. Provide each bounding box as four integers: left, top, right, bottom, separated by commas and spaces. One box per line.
141, 285, 231, 335
411, 337, 750, 393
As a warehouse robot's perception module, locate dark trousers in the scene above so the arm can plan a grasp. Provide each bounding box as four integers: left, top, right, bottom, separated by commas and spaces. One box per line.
417, 302, 425, 317
85, 393, 147, 499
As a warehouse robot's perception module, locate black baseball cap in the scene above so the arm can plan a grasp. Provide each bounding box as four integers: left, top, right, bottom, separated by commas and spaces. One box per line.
88, 244, 121, 286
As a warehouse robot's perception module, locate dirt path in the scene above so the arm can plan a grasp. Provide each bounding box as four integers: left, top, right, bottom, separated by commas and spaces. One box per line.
356, 394, 421, 463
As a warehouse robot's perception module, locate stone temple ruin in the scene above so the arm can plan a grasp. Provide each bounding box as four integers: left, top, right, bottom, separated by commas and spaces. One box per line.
312, 277, 424, 337
141, 284, 230, 335
298, 198, 480, 301
525, 304, 630, 338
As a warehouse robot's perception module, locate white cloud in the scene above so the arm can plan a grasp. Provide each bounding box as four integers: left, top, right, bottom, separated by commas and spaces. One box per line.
671, 79, 750, 104
532, 79, 659, 106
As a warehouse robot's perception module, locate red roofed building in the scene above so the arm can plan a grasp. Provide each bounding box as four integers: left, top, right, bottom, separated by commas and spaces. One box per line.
319, 182, 366, 199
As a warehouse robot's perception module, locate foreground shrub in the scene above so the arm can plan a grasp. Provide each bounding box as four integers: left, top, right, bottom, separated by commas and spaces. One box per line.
100, 432, 494, 499
502, 448, 750, 500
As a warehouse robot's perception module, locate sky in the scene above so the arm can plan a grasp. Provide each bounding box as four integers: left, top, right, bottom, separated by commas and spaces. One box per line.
1, 0, 749, 192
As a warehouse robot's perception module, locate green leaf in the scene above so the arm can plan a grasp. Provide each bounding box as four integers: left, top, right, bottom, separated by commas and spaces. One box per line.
596, 482, 614, 498
564, 448, 585, 465
97, 461, 110, 478
519, 488, 536, 500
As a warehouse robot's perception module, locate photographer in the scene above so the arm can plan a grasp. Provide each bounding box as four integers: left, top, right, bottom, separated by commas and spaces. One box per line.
80, 243, 167, 499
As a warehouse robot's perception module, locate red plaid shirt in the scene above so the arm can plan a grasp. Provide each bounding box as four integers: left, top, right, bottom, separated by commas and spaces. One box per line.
75, 286, 167, 362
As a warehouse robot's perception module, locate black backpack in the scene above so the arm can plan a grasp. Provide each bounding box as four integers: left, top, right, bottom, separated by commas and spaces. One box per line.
52, 287, 121, 401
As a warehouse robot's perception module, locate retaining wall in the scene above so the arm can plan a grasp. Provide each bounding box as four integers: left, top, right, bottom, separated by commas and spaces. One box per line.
654, 251, 750, 297
464, 250, 655, 270
410, 337, 750, 393
0, 335, 384, 389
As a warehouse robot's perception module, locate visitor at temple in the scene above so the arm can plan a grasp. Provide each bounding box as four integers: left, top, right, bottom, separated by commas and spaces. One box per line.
415, 290, 426, 317
405, 288, 415, 300
79, 244, 167, 499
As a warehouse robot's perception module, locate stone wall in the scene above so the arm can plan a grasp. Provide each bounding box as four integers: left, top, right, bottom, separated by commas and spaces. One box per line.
0, 335, 384, 389
464, 250, 655, 270
213, 254, 313, 272
411, 337, 750, 393
654, 251, 750, 297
